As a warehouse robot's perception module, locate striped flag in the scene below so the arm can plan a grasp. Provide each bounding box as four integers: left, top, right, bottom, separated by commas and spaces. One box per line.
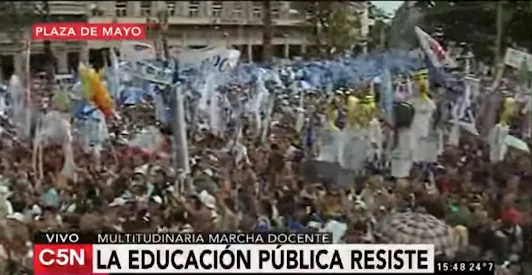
415, 27, 457, 68
452, 78, 479, 136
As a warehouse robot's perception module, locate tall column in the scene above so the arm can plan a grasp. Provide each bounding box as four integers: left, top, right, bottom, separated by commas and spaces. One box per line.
181, 32, 186, 47
0, 59, 3, 81
247, 44, 253, 63
57, 51, 68, 74
283, 35, 289, 58
80, 43, 89, 64
152, 1, 165, 11
128, 1, 138, 17
13, 53, 23, 78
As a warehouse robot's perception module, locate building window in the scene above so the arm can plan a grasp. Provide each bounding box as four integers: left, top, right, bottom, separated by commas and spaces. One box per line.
67, 52, 80, 74
252, 2, 262, 19
115, 1, 127, 17
33, 2, 44, 14
91, 5, 104, 16
140, 1, 151, 16
189, 1, 199, 17
212, 1, 222, 17
271, 2, 281, 19
305, 9, 313, 17
166, 1, 176, 16
232, 2, 242, 18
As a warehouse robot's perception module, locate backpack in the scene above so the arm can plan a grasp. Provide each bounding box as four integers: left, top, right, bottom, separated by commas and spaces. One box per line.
393, 101, 416, 128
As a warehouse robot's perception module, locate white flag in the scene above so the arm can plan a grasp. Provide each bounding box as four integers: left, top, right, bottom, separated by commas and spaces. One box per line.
120, 41, 156, 62
414, 26, 457, 68
170, 46, 240, 73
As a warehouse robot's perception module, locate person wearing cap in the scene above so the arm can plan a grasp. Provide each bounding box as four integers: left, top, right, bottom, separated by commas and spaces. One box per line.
146, 195, 165, 228
174, 191, 215, 232
148, 165, 169, 197
127, 165, 151, 204
132, 165, 149, 185
500, 206, 523, 252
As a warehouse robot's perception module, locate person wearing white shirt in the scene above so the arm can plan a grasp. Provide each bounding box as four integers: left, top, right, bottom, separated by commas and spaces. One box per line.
488, 97, 515, 163
410, 97, 437, 163
488, 123, 509, 163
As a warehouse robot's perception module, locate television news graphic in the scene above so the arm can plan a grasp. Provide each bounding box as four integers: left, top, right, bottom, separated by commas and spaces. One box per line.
435, 261, 495, 274
34, 232, 333, 245
32, 23, 146, 40
34, 232, 437, 274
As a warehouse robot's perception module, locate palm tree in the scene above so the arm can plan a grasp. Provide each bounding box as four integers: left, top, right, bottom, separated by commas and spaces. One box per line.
262, 0, 273, 65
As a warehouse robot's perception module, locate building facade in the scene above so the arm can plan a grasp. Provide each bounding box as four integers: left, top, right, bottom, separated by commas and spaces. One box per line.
88, 1, 311, 63
0, 1, 371, 80
0, 1, 88, 80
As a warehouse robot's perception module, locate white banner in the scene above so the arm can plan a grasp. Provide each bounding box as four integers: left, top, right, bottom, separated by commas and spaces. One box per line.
120, 41, 156, 62
504, 48, 532, 70
122, 60, 173, 85
170, 46, 240, 73
128, 126, 164, 153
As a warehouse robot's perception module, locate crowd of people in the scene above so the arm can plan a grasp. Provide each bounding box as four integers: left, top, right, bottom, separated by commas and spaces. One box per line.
0, 54, 530, 275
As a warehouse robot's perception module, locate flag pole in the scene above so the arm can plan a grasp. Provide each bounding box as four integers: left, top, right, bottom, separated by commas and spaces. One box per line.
170, 59, 190, 195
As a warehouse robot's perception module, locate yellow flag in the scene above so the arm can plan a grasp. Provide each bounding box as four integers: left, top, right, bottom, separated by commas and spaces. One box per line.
78, 63, 93, 101
500, 97, 516, 125
346, 95, 361, 127
98, 68, 105, 80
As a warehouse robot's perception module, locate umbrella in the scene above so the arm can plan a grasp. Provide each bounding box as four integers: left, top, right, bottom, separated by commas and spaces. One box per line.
374, 212, 457, 258
505, 135, 530, 153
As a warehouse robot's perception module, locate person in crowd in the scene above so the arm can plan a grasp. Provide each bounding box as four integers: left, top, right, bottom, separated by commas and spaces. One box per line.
0, 58, 530, 275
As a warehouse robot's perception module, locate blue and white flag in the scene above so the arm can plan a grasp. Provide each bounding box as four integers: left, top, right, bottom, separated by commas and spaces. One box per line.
451, 78, 478, 135
108, 48, 121, 100
120, 41, 156, 62
379, 68, 393, 124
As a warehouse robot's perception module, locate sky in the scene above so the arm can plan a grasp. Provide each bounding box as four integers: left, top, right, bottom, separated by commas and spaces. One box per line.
371, 1, 404, 15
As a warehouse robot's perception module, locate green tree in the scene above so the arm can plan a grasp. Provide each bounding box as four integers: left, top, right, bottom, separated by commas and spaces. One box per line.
367, 4, 391, 51
394, 1, 532, 61
505, 2, 532, 51
414, 1, 501, 60
293, 1, 361, 57
388, 2, 420, 50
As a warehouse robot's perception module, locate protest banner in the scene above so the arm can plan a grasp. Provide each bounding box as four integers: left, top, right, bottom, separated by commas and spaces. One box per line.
170, 46, 240, 73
